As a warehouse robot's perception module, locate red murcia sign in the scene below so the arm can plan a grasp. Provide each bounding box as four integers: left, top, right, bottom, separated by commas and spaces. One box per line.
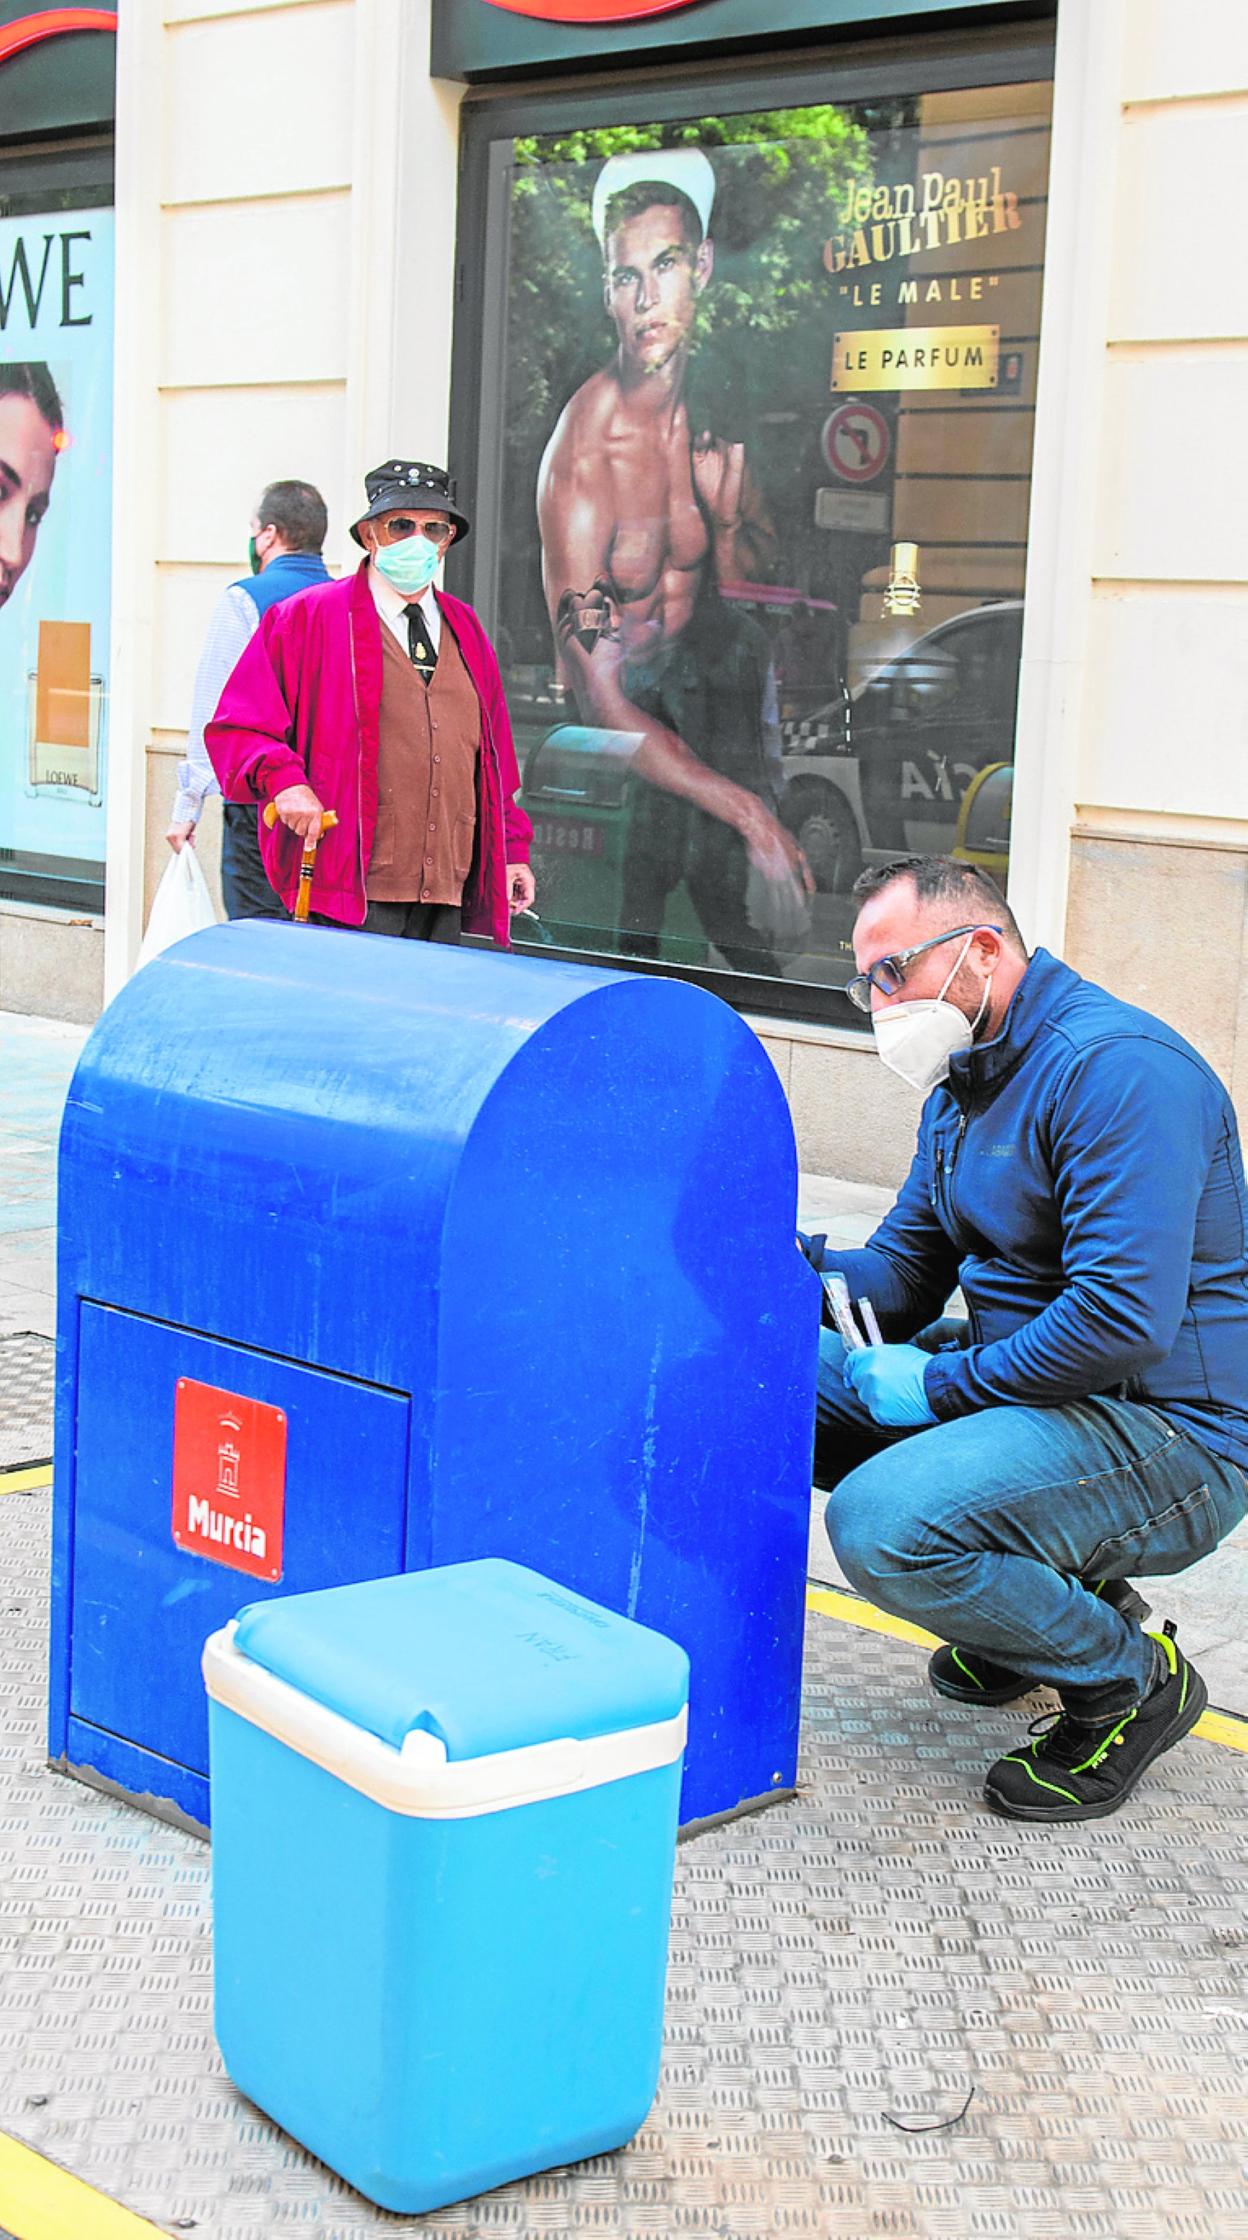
171, 1377, 287, 1584
484, 0, 697, 21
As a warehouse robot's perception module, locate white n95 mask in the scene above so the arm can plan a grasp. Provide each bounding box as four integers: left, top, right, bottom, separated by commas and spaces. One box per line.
871, 935, 991, 1093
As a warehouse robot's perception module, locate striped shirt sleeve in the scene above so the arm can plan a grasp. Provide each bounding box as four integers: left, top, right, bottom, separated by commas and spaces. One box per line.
170, 585, 260, 825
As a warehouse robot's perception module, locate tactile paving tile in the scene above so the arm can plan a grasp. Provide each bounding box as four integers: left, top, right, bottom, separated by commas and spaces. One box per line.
1, 1491, 1246, 2238
0, 1333, 54, 1467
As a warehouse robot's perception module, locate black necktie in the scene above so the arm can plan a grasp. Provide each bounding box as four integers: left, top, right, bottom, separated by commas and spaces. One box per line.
405, 603, 437, 682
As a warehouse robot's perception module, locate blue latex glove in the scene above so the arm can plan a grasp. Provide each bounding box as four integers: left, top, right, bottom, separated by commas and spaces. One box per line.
843, 1343, 937, 1429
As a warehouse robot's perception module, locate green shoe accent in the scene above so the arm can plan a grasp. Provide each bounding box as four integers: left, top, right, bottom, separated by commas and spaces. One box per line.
928, 1643, 1032, 1706
996, 1752, 1080, 1806
1069, 1710, 1135, 1773
984, 1629, 1207, 1824
1149, 1624, 1179, 1677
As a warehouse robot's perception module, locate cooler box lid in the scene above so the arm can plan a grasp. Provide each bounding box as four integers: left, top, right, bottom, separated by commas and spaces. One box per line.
227, 1558, 689, 1758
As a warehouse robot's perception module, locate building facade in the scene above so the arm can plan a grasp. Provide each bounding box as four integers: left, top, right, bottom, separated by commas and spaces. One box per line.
5, 0, 1246, 1186
0, 2, 115, 1004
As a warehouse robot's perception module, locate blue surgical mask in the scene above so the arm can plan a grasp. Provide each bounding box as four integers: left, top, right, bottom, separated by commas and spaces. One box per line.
373, 534, 440, 598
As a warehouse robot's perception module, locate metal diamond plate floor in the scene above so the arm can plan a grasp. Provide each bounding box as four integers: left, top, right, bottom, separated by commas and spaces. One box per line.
2, 1491, 1246, 2240
0, 1333, 54, 1468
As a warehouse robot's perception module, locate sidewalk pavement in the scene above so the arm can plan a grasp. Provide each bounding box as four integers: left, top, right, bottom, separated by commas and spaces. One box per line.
1, 1009, 1246, 2240
2, 1477, 1245, 2240
2, 1010, 1246, 1709
0, 1012, 78, 1342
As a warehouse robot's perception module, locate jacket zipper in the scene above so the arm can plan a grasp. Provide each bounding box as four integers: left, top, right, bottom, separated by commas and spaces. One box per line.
944, 1108, 981, 1344
438, 609, 499, 937
932, 1109, 968, 1222
481, 707, 509, 941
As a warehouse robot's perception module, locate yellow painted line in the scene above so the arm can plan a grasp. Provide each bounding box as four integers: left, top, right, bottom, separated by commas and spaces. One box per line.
0, 1463, 52, 1495
0, 2131, 165, 2240
807, 1582, 940, 1652
805, 1584, 1248, 1756
1196, 1708, 1248, 1756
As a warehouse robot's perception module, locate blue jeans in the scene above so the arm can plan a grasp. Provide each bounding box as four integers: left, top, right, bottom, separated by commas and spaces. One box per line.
816, 1329, 1248, 1717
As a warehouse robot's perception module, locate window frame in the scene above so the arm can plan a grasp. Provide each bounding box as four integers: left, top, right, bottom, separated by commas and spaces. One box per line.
447, 18, 1055, 1029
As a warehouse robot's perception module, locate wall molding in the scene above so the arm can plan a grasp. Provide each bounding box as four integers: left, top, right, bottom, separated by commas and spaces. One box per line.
1005, 0, 1127, 955
1073, 809, 1248, 854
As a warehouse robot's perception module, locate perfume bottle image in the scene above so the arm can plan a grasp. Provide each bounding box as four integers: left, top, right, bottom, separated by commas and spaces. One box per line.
884, 541, 922, 619
28, 618, 104, 797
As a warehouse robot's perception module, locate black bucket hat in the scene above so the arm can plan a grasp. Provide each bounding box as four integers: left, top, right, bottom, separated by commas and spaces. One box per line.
350, 460, 470, 548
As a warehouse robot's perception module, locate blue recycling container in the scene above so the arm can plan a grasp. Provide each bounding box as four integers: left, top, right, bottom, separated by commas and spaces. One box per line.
203, 1559, 690, 2214
49, 922, 818, 1830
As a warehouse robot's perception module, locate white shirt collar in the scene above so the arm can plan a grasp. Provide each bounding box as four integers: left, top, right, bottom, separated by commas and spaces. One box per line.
368, 562, 440, 650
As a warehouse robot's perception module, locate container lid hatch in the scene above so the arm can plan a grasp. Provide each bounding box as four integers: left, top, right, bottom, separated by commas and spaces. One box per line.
230, 1557, 689, 1759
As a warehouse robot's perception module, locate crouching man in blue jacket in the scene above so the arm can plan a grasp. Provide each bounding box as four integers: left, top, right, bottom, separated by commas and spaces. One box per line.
810, 853, 1248, 1823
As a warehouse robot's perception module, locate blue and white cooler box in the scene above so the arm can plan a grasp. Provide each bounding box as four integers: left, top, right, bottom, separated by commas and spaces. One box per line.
202, 1558, 690, 2214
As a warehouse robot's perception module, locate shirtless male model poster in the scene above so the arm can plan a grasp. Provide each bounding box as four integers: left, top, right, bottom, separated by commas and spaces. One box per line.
485, 92, 1048, 1003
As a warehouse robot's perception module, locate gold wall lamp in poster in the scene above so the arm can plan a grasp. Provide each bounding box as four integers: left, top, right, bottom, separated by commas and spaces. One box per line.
832, 325, 1000, 393
28, 619, 103, 796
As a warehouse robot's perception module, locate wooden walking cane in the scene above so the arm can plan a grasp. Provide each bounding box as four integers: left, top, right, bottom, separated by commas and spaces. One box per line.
263, 802, 339, 922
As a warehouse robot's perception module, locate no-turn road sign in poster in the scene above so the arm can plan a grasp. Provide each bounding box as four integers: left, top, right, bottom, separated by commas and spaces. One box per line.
822, 402, 891, 485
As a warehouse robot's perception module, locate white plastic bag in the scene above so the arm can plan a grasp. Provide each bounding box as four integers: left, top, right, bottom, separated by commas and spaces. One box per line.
136, 844, 219, 969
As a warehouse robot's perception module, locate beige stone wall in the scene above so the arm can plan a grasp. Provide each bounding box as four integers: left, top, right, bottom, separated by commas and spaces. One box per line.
1058, 0, 1248, 1143
104, 0, 460, 992
750, 1021, 926, 1188
0, 905, 103, 1024
1066, 826, 1248, 1141
145, 0, 358, 899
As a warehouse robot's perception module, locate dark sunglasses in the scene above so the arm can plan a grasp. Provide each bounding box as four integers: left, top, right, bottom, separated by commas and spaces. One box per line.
376, 515, 454, 547
846, 924, 1001, 1013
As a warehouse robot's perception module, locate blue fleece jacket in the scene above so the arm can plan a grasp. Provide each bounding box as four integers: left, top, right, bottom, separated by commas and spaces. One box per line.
821, 948, 1248, 1472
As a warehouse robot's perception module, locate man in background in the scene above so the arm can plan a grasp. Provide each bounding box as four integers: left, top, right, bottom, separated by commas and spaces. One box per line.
537, 148, 810, 975
166, 479, 329, 918
207, 459, 533, 944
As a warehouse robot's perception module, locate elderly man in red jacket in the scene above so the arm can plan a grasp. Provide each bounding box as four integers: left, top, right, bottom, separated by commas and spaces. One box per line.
207, 460, 535, 944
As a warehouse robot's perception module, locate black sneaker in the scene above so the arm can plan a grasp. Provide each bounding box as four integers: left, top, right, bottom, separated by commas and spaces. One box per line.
982, 1623, 1207, 1823
930, 1578, 1152, 1708
928, 1644, 1033, 1705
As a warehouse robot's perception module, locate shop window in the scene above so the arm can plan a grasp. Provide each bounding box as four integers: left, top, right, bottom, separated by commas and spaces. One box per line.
453, 46, 1051, 1025
0, 144, 113, 914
